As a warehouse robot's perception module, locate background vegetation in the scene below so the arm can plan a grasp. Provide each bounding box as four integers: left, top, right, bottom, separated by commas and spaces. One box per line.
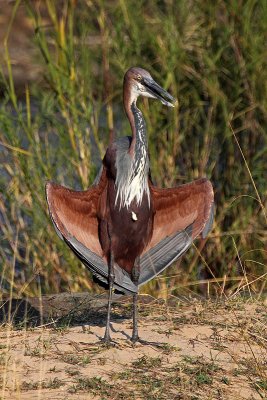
0, 0, 266, 299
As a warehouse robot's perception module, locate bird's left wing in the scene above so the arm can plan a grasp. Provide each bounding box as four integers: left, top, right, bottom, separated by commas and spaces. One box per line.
139, 178, 214, 286
46, 167, 137, 294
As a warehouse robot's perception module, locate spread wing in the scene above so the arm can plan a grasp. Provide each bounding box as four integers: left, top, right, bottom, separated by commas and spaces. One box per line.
139, 178, 214, 286
46, 167, 138, 294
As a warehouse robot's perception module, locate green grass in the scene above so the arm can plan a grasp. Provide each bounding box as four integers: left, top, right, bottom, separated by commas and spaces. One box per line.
21, 377, 65, 391
68, 376, 112, 395
132, 355, 162, 369
61, 353, 91, 366
0, 0, 266, 299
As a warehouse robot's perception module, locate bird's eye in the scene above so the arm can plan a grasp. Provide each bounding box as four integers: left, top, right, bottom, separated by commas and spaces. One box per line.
136, 75, 142, 81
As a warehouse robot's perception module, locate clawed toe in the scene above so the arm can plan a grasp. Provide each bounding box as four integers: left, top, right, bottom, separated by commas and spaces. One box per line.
130, 335, 141, 345
100, 336, 118, 347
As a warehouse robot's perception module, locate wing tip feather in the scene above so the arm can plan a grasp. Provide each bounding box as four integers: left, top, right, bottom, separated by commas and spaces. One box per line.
199, 178, 214, 238
45, 181, 58, 206
45, 181, 65, 241
202, 202, 215, 238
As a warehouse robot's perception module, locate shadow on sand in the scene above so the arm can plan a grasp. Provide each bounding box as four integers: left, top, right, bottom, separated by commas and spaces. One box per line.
0, 292, 157, 331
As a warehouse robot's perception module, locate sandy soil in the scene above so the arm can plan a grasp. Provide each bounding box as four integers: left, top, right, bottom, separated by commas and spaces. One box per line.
0, 296, 266, 400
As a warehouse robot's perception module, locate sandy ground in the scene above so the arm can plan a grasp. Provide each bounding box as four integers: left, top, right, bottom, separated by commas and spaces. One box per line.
0, 296, 266, 400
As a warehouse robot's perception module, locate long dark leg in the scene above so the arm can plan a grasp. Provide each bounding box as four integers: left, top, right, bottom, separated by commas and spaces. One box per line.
131, 257, 140, 343
103, 251, 115, 343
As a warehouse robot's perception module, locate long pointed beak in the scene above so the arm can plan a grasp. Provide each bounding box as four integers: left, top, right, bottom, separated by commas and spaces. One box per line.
143, 77, 177, 107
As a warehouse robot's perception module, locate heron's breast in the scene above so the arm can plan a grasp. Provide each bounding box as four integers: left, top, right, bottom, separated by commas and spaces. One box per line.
108, 183, 153, 242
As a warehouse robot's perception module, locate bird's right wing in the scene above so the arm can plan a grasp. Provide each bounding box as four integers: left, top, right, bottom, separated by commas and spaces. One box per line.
46, 167, 137, 294
139, 178, 214, 286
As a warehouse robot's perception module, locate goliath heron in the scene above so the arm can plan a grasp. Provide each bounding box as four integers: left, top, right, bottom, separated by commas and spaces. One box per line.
46, 67, 214, 344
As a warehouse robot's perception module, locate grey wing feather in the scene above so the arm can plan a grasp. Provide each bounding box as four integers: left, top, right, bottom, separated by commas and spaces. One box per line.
202, 202, 215, 239
50, 214, 64, 241
139, 224, 193, 287
92, 165, 103, 186
64, 235, 138, 294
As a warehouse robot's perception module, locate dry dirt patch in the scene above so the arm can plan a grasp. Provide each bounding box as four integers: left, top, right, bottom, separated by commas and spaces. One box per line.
0, 295, 266, 399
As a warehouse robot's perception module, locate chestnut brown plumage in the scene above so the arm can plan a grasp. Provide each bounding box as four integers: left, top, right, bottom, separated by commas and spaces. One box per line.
46, 67, 214, 343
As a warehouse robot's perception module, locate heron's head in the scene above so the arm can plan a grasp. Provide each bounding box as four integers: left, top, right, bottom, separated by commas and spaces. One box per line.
124, 67, 176, 107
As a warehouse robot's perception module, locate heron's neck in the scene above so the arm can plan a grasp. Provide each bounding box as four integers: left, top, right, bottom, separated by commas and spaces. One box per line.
115, 99, 150, 209
126, 101, 148, 159
130, 102, 148, 156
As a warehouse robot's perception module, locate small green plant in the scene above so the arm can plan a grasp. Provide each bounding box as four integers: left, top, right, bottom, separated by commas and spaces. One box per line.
21, 381, 39, 391
195, 372, 213, 385
160, 343, 179, 354
24, 345, 43, 358
132, 355, 162, 369
21, 377, 64, 391
253, 379, 267, 391
221, 376, 230, 385
68, 376, 111, 395
44, 377, 65, 389
61, 353, 91, 365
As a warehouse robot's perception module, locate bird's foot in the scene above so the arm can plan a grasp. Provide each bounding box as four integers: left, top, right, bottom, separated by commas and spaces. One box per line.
130, 334, 141, 346
100, 335, 118, 347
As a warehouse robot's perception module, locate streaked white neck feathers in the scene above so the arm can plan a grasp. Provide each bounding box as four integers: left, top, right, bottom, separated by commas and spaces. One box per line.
115, 104, 150, 209
115, 164, 150, 209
